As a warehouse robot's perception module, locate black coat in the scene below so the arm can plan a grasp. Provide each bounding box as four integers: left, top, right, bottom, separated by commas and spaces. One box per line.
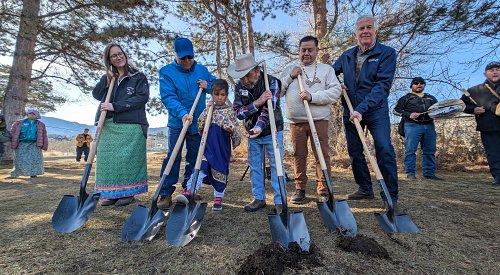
461, 80, 500, 132
92, 68, 150, 137
394, 93, 437, 124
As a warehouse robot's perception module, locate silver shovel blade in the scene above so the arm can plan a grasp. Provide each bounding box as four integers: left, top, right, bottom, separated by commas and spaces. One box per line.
374, 213, 420, 234
52, 193, 100, 233
166, 201, 207, 247
317, 200, 357, 237
121, 205, 169, 241
268, 211, 311, 252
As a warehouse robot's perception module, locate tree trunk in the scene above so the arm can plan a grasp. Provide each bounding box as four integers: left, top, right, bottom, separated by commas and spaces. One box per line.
312, 0, 329, 63
243, 0, 255, 54
2, 0, 41, 160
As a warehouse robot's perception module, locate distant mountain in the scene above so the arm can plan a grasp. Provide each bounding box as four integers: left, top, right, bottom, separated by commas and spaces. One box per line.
41, 117, 167, 138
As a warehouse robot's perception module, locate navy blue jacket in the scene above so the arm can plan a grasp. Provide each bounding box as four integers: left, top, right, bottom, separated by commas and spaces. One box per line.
333, 41, 397, 116
92, 68, 149, 137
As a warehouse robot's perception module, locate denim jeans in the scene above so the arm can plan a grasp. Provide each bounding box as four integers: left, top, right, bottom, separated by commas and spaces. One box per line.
159, 127, 201, 197
344, 112, 399, 202
248, 131, 285, 204
404, 122, 437, 177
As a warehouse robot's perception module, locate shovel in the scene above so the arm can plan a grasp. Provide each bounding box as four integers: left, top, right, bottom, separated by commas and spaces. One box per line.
52, 78, 116, 233
121, 88, 205, 241
165, 103, 213, 247
297, 75, 357, 237
263, 63, 311, 251
342, 89, 420, 234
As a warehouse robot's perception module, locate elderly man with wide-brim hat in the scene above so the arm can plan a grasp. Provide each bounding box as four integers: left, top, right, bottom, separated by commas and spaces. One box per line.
228, 53, 285, 213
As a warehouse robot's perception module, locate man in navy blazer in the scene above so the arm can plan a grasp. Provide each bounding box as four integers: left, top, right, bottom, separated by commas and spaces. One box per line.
333, 15, 400, 213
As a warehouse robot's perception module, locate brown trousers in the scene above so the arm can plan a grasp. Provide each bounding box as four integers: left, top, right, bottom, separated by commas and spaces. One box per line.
290, 120, 331, 195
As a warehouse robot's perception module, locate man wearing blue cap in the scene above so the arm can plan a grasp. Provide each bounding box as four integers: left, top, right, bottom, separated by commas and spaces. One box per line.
158, 37, 216, 209
394, 77, 443, 180
462, 61, 500, 187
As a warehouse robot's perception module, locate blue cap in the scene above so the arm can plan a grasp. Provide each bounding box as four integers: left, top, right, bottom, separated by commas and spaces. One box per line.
173, 37, 194, 58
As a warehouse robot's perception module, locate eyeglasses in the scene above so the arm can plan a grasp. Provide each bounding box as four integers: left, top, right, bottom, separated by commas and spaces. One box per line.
412, 82, 425, 85
180, 55, 194, 60
110, 52, 124, 60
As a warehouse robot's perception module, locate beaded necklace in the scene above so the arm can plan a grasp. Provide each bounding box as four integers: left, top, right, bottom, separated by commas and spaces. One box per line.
301, 62, 321, 88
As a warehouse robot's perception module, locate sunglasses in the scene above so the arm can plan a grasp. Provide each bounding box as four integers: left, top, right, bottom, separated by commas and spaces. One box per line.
180, 55, 194, 60
412, 82, 425, 85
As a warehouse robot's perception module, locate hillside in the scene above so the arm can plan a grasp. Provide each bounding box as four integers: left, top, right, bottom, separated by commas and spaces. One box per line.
41, 117, 167, 138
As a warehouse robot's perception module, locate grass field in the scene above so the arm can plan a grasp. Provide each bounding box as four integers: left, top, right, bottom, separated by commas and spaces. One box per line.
0, 153, 499, 274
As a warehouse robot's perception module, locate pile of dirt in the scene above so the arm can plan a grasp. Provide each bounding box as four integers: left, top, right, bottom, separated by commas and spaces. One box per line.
237, 242, 323, 275
336, 235, 389, 259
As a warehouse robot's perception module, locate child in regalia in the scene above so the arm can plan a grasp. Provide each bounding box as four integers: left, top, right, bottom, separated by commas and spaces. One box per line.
175, 79, 241, 210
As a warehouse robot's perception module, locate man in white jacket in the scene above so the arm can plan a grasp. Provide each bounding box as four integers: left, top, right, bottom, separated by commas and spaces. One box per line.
280, 35, 342, 203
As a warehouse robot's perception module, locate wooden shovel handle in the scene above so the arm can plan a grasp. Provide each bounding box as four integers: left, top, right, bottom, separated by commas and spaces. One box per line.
460, 88, 479, 105
297, 74, 328, 171
163, 88, 204, 176
87, 78, 115, 164
194, 104, 214, 169
262, 62, 284, 177
342, 89, 384, 181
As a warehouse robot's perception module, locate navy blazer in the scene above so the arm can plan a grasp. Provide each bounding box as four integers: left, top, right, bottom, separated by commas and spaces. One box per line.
333, 40, 397, 117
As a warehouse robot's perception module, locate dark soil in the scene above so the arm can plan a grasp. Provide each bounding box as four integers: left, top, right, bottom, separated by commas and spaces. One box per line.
336, 235, 390, 259
237, 242, 323, 275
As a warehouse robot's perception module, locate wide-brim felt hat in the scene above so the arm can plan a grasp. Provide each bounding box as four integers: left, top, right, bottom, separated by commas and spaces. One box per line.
227, 53, 263, 79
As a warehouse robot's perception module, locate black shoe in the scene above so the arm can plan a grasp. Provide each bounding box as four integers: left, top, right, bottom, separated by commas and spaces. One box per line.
30, 175, 37, 178
493, 178, 500, 187
274, 204, 283, 215
384, 201, 403, 215
406, 174, 416, 179
424, 175, 444, 180
244, 199, 266, 212
347, 190, 375, 200
115, 196, 135, 207
290, 190, 305, 204
101, 199, 118, 206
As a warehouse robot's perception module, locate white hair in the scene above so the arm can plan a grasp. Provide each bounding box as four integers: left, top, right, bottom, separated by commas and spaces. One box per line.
355, 15, 379, 31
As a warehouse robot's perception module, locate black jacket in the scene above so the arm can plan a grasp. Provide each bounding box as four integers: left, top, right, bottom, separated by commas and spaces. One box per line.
394, 93, 437, 124
461, 80, 500, 132
92, 68, 150, 137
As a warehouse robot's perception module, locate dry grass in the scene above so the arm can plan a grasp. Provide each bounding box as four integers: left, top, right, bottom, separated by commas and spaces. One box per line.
0, 153, 499, 274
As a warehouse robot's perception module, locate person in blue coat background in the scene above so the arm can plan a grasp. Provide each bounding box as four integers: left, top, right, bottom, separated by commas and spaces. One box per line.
333, 15, 401, 213
158, 37, 216, 209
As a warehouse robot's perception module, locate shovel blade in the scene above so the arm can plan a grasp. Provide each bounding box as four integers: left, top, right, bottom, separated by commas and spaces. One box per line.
317, 200, 357, 237
51, 193, 100, 233
374, 213, 420, 234
166, 201, 207, 247
121, 205, 169, 241
268, 211, 311, 252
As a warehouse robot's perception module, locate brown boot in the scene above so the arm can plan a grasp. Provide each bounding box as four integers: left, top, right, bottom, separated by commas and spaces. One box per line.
157, 196, 172, 209
290, 190, 306, 204
244, 199, 266, 212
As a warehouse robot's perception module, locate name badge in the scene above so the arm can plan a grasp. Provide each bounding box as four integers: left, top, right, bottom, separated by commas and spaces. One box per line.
241, 89, 249, 96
